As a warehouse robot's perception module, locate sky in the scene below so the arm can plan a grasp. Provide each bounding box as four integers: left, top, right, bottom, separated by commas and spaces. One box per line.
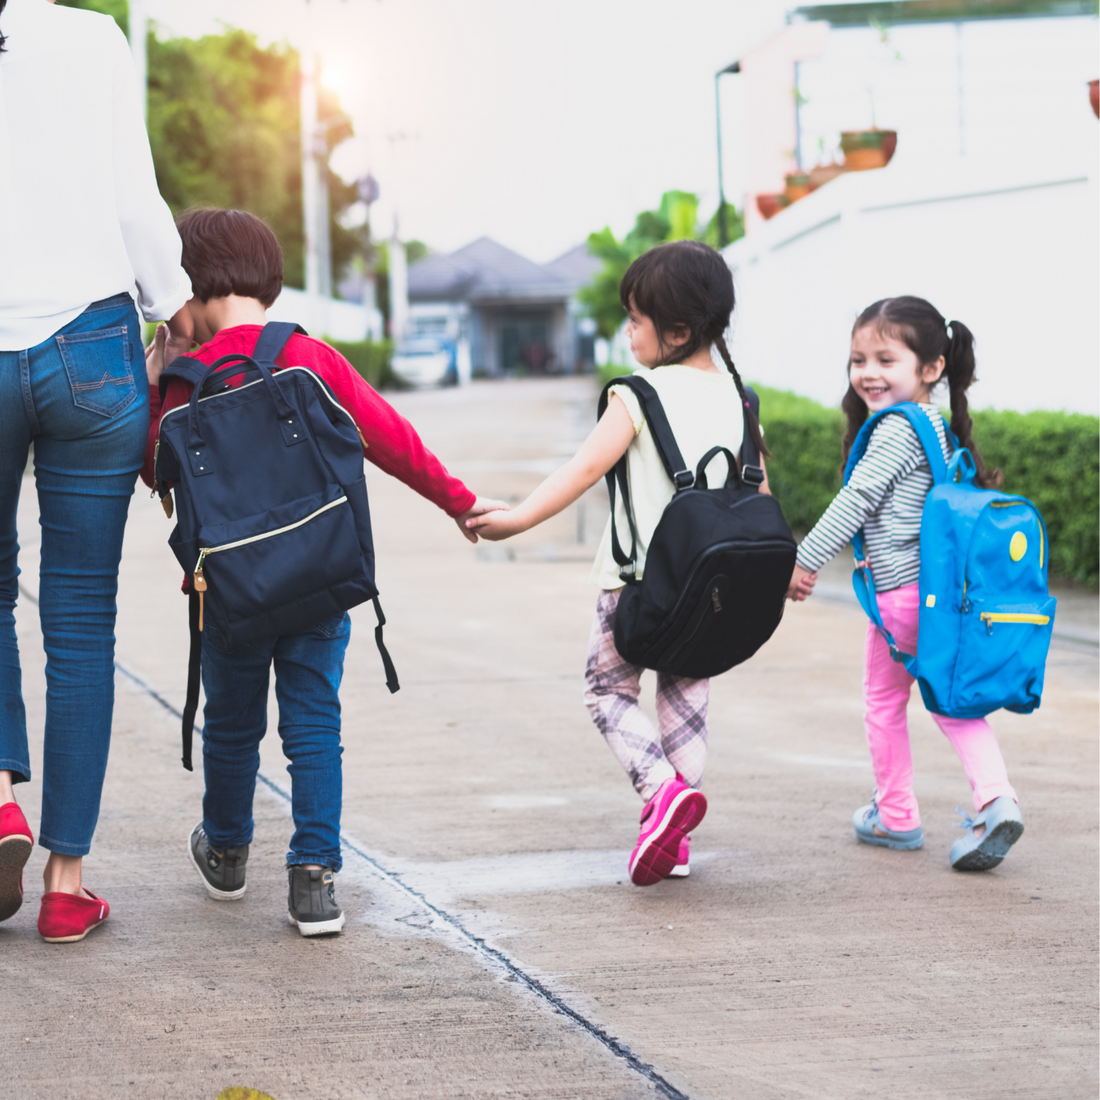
141, 0, 795, 262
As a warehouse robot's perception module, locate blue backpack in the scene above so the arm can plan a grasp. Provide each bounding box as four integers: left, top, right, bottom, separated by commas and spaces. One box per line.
156, 322, 399, 770
845, 403, 1055, 719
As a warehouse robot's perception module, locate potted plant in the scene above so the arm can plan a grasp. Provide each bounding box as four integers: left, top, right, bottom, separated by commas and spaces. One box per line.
1090, 79, 1099, 119
809, 162, 846, 190
756, 193, 789, 220
840, 129, 897, 171
784, 173, 812, 202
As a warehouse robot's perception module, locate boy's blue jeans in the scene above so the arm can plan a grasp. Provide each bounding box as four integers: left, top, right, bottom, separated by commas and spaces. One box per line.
0, 294, 146, 855
200, 613, 350, 871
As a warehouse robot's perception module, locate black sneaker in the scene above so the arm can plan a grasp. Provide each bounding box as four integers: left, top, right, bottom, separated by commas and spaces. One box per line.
287, 866, 345, 936
188, 822, 248, 900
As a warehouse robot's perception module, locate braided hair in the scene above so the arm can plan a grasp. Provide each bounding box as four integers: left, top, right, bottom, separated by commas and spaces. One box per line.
841, 296, 1001, 488
619, 239, 768, 459
0, 0, 8, 53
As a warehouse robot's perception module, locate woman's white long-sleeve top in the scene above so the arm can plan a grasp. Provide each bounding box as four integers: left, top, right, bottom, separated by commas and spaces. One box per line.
0, 0, 191, 350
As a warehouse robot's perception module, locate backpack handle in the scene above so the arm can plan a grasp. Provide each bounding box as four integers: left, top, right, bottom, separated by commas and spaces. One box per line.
693, 446, 741, 491
947, 448, 977, 485
184, 354, 303, 474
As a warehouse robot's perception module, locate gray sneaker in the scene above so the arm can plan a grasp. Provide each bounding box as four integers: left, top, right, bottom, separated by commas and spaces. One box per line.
188, 822, 248, 900
287, 866, 345, 936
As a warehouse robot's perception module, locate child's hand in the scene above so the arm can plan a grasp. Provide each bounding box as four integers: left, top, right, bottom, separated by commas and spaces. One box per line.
463, 508, 523, 542
455, 497, 511, 544
787, 564, 817, 601
144, 323, 168, 386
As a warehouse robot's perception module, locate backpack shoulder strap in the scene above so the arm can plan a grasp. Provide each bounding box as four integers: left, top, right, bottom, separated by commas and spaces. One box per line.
739, 385, 764, 486
845, 403, 950, 486
598, 375, 692, 489
159, 355, 209, 402
252, 321, 307, 366
597, 374, 692, 580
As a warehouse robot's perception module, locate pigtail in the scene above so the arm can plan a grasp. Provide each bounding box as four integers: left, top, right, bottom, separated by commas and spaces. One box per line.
840, 384, 869, 471
944, 319, 1001, 489
0, 0, 8, 53
715, 334, 770, 459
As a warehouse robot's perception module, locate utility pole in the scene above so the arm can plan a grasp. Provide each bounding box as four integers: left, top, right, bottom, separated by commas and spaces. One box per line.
300, 49, 322, 305
714, 60, 740, 249
129, 0, 147, 121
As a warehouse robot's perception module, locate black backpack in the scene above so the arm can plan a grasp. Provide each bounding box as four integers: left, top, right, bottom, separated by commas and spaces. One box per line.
598, 375, 797, 679
156, 322, 398, 770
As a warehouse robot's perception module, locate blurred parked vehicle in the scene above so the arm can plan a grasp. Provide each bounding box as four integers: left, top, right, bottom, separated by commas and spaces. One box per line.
390, 337, 457, 388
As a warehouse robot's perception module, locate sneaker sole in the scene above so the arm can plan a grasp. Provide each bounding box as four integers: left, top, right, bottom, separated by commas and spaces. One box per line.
630, 789, 707, 887
951, 818, 1024, 872
288, 910, 346, 936
187, 834, 247, 901
854, 828, 924, 851
0, 834, 33, 922
665, 863, 690, 879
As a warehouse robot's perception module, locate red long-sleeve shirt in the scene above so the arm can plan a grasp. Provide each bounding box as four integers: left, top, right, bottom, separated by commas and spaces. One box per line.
140, 325, 476, 518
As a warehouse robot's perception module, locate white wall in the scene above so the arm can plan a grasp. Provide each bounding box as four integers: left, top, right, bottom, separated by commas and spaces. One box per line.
723, 153, 1099, 415
268, 287, 384, 343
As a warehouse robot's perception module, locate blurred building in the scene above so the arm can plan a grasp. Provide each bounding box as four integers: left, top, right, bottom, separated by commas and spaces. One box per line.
406, 237, 600, 376
722, 0, 1098, 414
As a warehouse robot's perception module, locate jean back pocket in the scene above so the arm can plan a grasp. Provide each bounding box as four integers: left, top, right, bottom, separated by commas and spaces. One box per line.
56, 325, 137, 418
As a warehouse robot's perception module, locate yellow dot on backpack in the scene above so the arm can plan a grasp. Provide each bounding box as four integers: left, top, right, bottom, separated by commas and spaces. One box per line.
1009, 532, 1028, 562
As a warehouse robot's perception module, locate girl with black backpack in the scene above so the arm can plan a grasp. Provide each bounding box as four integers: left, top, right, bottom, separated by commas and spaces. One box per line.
468, 241, 809, 886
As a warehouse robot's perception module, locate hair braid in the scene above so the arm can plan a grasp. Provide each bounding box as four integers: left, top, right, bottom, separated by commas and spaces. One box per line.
715, 334, 769, 459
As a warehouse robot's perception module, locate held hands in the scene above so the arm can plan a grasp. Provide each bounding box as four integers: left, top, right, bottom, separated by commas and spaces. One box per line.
787, 563, 817, 601
463, 507, 524, 542
144, 323, 168, 387
455, 497, 511, 544
145, 306, 196, 388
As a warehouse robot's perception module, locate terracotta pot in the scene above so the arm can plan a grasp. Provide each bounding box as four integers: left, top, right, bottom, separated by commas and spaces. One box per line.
1090, 79, 1099, 119
840, 129, 898, 171
756, 193, 788, 220
808, 162, 846, 189
784, 173, 812, 201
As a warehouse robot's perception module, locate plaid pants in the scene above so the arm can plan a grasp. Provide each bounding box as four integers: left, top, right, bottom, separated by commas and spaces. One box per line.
583, 589, 710, 803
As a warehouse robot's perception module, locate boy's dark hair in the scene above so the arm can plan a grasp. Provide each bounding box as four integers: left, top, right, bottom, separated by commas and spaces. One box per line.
841, 296, 1001, 489
176, 207, 283, 307
619, 239, 767, 459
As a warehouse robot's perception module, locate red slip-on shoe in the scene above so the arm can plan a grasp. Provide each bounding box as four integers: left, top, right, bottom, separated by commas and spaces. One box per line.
0, 802, 34, 922
629, 775, 707, 887
38, 888, 109, 943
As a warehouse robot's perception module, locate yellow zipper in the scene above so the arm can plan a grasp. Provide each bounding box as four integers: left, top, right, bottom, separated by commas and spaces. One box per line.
980, 611, 1050, 634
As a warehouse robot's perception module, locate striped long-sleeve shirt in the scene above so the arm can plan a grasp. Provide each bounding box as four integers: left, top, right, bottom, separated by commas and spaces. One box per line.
796, 404, 951, 592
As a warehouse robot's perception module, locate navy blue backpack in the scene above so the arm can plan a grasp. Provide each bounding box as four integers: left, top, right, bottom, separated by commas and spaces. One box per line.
846, 402, 1055, 719
155, 322, 398, 769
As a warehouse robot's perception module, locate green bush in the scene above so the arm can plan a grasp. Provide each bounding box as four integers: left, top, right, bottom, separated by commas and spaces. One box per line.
972, 409, 1099, 586
327, 338, 395, 391
595, 371, 1099, 585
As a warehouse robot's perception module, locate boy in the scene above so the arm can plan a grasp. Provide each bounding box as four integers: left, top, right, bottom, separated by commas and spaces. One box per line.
141, 207, 501, 935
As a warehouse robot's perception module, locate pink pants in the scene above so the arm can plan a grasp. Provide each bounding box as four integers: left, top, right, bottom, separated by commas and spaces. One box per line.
865, 583, 1017, 831
584, 589, 710, 803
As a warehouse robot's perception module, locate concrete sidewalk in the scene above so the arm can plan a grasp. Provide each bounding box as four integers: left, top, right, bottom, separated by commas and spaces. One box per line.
3, 378, 1097, 1100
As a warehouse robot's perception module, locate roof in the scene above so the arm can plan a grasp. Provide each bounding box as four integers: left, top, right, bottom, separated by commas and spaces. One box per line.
544, 244, 602, 290
408, 237, 588, 304
790, 0, 1095, 25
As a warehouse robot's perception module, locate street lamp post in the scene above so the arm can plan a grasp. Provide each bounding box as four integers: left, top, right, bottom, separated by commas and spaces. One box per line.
714, 60, 740, 249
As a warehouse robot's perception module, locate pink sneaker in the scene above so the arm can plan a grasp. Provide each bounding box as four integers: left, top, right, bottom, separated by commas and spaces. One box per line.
629, 776, 706, 886
666, 835, 690, 879
0, 802, 34, 922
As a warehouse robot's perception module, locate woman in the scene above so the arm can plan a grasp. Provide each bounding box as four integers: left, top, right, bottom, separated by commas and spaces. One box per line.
0, 0, 193, 941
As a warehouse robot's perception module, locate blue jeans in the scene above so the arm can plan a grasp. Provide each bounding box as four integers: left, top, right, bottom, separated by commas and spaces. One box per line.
0, 294, 147, 855
199, 613, 350, 870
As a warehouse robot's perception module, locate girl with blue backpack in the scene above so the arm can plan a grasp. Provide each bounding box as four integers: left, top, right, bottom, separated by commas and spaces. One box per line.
789, 296, 1029, 871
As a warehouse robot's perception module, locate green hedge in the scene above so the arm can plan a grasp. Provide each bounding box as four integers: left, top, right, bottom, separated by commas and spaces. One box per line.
596, 368, 1099, 585
327, 338, 395, 391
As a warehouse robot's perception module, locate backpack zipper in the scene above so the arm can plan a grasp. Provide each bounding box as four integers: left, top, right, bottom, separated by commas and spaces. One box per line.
979, 611, 1050, 634
190, 495, 349, 631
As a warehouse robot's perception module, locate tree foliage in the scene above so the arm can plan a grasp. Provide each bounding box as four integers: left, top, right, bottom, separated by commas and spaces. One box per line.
147, 30, 357, 290
57, 3, 361, 292
578, 192, 745, 339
